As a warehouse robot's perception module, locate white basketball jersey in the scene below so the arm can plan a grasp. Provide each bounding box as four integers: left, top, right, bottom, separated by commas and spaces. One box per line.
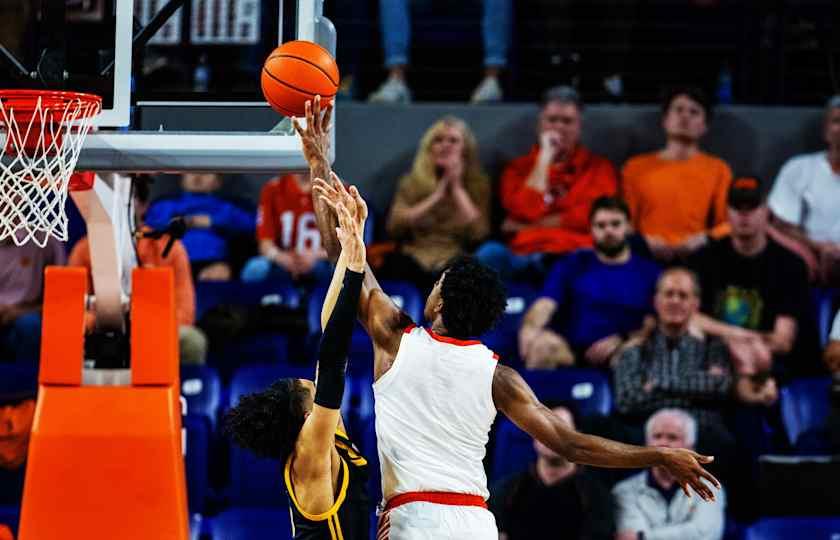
373, 325, 499, 503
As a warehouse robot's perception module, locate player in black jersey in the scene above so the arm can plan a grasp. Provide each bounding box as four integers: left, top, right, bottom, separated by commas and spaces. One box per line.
225, 189, 371, 540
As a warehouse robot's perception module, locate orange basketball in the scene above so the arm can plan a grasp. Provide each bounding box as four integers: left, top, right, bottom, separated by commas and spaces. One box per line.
261, 40, 340, 117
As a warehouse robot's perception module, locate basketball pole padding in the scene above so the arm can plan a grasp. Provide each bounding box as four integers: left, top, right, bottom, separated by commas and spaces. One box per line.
19, 266, 189, 540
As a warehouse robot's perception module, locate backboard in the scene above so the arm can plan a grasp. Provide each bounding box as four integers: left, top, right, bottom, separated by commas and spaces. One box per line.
0, 0, 336, 173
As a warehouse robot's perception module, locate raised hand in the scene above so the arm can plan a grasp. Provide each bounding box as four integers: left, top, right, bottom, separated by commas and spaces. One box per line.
312, 172, 368, 230
658, 448, 720, 501
292, 95, 333, 166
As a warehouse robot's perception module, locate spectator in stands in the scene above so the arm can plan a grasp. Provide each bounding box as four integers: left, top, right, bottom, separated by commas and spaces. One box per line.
611, 268, 734, 452
518, 196, 660, 369
476, 86, 618, 281
145, 172, 255, 282
381, 116, 490, 293
241, 173, 332, 285
613, 408, 725, 540
0, 234, 65, 363
69, 178, 207, 365
368, 0, 511, 103
827, 311, 840, 451
827, 310, 840, 375
622, 87, 732, 261
768, 95, 840, 286
489, 406, 615, 540
0, 364, 37, 508
689, 177, 821, 402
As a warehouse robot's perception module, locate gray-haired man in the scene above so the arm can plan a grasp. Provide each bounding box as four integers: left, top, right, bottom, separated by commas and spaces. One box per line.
613, 409, 726, 540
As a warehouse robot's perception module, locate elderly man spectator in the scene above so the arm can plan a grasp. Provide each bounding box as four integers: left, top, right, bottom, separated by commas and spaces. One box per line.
622, 87, 732, 261
689, 177, 821, 403
476, 86, 618, 281
768, 95, 840, 286
490, 406, 615, 540
613, 408, 726, 540
518, 196, 660, 368
612, 268, 734, 447
0, 233, 65, 363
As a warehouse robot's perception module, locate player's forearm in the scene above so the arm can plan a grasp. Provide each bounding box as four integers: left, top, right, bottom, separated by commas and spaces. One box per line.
321, 250, 348, 330
310, 171, 340, 260
563, 430, 665, 469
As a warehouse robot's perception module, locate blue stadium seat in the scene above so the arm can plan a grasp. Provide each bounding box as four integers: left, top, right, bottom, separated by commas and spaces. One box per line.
307, 280, 424, 374
195, 279, 302, 321
780, 377, 832, 450
491, 417, 536, 483
180, 365, 222, 428
744, 517, 840, 540
228, 363, 318, 507
211, 507, 293, 540
481, 282, 537, 365
0, 506, 19, 538
812, 287, 838, 348
209, 333, 290, 368
184, 414, 211, 512
520, 368, 613, 417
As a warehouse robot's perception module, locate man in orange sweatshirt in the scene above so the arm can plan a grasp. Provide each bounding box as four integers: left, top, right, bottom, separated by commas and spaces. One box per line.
622, 87, 732, 262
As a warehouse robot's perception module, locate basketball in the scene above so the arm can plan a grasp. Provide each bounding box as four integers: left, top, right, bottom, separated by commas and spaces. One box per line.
261, 40, 340, 118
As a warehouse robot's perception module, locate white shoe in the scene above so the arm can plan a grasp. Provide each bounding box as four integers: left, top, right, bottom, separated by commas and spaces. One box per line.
470, 76, 503, 103
368, 77, 412, 104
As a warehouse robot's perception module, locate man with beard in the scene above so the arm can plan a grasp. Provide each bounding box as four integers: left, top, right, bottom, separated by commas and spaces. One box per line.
518, 196, 660, 368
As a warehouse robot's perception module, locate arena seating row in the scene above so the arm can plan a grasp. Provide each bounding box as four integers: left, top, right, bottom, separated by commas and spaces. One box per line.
195, 279, 839, 375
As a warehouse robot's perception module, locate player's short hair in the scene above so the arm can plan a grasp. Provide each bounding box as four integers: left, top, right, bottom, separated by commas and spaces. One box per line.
661, 86, 712, 118
223, 378, 310, 461
440, 256, 507, 339
588, 195, 630, 222
826, 95, 840, 112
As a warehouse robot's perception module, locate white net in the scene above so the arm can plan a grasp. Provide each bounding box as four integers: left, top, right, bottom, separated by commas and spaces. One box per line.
0, 92, 101, 247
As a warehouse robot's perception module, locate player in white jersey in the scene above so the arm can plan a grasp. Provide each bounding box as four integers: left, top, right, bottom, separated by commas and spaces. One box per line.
297, 99, 720, 540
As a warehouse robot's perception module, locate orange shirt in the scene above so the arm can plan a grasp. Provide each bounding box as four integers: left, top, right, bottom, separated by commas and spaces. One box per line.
621, 151, 732, 245
68, 233, 195, 327
256, 174, 322, 252
500, 145, 618, 255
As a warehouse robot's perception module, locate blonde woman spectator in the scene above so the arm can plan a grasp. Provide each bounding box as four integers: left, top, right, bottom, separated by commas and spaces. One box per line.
380, 116, 491, 292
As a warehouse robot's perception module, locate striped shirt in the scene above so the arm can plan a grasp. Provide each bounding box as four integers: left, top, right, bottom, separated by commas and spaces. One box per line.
613, 330, 733, 428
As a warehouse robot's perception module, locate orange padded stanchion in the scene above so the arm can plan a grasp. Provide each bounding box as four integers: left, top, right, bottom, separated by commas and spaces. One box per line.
38, 266, 86, 386
19, 267, 188, 540
131, 267, 178, 386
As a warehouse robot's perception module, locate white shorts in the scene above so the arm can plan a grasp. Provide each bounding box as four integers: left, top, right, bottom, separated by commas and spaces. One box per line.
376, 501, 498, 540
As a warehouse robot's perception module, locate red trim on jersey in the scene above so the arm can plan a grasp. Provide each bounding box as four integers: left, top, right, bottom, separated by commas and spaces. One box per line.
384, 491, 487, 512
423, 328, 482, 347
403, 324, 417, 334
492, 352, 500, 361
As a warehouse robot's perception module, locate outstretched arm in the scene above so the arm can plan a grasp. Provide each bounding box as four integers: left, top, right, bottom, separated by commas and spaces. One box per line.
492, 364, 720, 501
293, 96, 339, 259
295, 199, 366, 488
314, 175, 410, 372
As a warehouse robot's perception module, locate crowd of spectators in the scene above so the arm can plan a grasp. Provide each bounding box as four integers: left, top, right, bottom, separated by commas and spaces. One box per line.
1, 85, 838, 540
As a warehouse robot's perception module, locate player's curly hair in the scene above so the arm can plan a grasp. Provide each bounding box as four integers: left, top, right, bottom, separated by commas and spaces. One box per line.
440, 256, 507, 339
223, 378, 310, 461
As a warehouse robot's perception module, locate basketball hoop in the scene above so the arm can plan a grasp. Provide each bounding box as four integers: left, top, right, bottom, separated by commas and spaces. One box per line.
0, 90, 101, 247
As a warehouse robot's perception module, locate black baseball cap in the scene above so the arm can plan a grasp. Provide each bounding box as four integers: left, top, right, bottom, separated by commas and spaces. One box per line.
0, 364, 38, 405
727, 176, 765, 210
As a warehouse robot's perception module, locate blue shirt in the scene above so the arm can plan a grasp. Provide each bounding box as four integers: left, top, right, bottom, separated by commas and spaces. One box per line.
541, 249, 660, 350
145, 193, 256, 263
